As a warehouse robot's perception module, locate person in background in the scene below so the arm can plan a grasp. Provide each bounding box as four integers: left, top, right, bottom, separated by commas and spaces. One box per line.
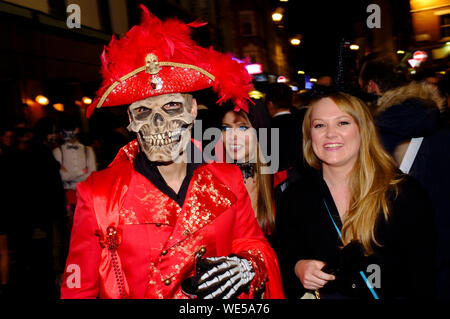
437, 71, 450, 127
220, 104, 275, 237
1, 125, 68, 298
52, 120, 97, 227
277, 92, 435, 299
265, 83, 304, 173
413, 66, 440, 89
360, 59, 450, 299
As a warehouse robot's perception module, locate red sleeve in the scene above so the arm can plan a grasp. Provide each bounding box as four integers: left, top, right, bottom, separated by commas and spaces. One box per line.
230, 170, 285, 299
61, 182, 101, 299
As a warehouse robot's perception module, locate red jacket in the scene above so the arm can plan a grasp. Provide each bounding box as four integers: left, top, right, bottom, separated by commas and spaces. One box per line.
61, 140, 284, 299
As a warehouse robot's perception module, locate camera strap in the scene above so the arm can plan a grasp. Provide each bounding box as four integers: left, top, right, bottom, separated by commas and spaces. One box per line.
323, 199, 380, 299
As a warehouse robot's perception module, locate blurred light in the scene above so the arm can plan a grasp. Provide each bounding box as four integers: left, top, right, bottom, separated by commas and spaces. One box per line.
82, 97, 93, 104
253, 74, 268, 82
277, 76, 287, 83
35, 95, 49, 105
280, 0, 288, 2
439, 71, 446, 75
349, 44, 359, 51
446, 42, 450, 46
289, 85, 298, 92
249, 90, 264, 99
396, 50, 405, 54
297, 70, 305, 75
413, 50, 428, 62
53, 103, 64, 112
310, 78, 317, 83
245, 63, 263, 75
23, 98, 35, 106
290, 38, 301, 46
272, 12, 283, 22
408, 59, 421, 68
75, 100, 83, 107
410, 70, 416, 74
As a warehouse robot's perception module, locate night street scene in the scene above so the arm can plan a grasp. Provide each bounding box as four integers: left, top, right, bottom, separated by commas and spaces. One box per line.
0, 0, 449, 311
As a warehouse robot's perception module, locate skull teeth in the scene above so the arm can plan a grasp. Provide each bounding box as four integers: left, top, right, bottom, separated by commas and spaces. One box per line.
140, 129, 183, 146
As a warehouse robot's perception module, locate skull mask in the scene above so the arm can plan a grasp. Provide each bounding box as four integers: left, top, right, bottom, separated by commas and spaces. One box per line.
127, 93, 196, 162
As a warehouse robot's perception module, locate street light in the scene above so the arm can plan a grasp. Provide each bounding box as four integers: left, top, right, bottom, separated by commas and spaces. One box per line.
82, 96, 93, 104
35, 95, 49, 105
297, 70, 305, 75
349, 44, 359, 51
397, 50, 405, 54
272, 12, 283, 22
272, 7, 284, 22
290, 38, 301, 46
53, 103, 64, 112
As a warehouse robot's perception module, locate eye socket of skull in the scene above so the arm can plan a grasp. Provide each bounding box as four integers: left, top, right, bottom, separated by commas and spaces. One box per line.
131, 106, 152, 121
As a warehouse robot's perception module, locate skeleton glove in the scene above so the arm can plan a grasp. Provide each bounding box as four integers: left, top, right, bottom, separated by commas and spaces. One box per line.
181, 253, 255, 299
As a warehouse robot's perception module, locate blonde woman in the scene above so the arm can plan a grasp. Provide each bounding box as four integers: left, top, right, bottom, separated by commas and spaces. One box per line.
277, 92, 435, 299
221, 106, 275, 236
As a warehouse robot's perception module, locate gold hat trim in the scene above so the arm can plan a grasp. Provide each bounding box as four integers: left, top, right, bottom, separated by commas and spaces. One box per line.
96, 60, 215, 109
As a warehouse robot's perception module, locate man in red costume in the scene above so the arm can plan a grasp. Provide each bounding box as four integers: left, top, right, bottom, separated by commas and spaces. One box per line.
61, 6, 284, 299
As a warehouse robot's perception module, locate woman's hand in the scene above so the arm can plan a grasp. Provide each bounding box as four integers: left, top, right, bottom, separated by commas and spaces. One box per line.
294, 259, 335, 290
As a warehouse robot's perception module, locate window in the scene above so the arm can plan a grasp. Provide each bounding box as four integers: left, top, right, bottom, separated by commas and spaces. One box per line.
441, 14, 450, 39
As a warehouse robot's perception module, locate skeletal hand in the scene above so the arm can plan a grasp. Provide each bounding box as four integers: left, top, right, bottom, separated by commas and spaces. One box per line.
182, 254, 255, 299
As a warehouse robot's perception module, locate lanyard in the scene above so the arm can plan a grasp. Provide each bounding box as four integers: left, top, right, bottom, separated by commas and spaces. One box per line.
323, 199, 380, 300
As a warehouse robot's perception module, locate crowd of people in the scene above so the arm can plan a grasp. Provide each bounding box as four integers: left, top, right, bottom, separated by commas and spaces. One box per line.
0, 6, 449, 300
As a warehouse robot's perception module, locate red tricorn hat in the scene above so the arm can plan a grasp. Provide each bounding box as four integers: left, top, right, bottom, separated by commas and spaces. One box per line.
87, 5, 253, 118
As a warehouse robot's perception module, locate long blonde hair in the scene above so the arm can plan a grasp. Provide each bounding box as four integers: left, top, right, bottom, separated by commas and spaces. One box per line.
222, 110, 275, 234
303, 92, 404, 255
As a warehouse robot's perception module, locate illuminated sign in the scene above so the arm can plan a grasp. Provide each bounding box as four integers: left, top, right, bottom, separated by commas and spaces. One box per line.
277, 76, 287, 83
245, 63, 263, 75
409, 50, 428, 68
413, 51, 428, 62
408, 59, 420, 68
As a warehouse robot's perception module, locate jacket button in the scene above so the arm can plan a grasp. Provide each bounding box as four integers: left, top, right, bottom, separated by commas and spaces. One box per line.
155, 223, 161, 227
199, 247, 206, 254
183, 229, 190, 236
164, 278, 171, 285
352, 284, 356, 289
161, 250, 168, 256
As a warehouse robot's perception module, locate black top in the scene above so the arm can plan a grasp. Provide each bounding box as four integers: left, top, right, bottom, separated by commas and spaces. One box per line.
375, 98, 450, 299
270, 112, 304, 172
134, 144, 203, 207
276, 167, 436, 299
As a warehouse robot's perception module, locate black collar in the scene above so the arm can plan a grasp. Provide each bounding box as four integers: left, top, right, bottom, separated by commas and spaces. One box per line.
134, 142, 204, 207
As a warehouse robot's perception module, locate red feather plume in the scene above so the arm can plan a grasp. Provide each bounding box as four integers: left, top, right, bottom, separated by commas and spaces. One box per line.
88, 5, 253, 117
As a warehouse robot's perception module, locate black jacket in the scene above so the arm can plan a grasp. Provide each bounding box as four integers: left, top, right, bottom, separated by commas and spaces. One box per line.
270, 112, 304, 172
375, 82, 450, 299
276, 167, 435, 299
